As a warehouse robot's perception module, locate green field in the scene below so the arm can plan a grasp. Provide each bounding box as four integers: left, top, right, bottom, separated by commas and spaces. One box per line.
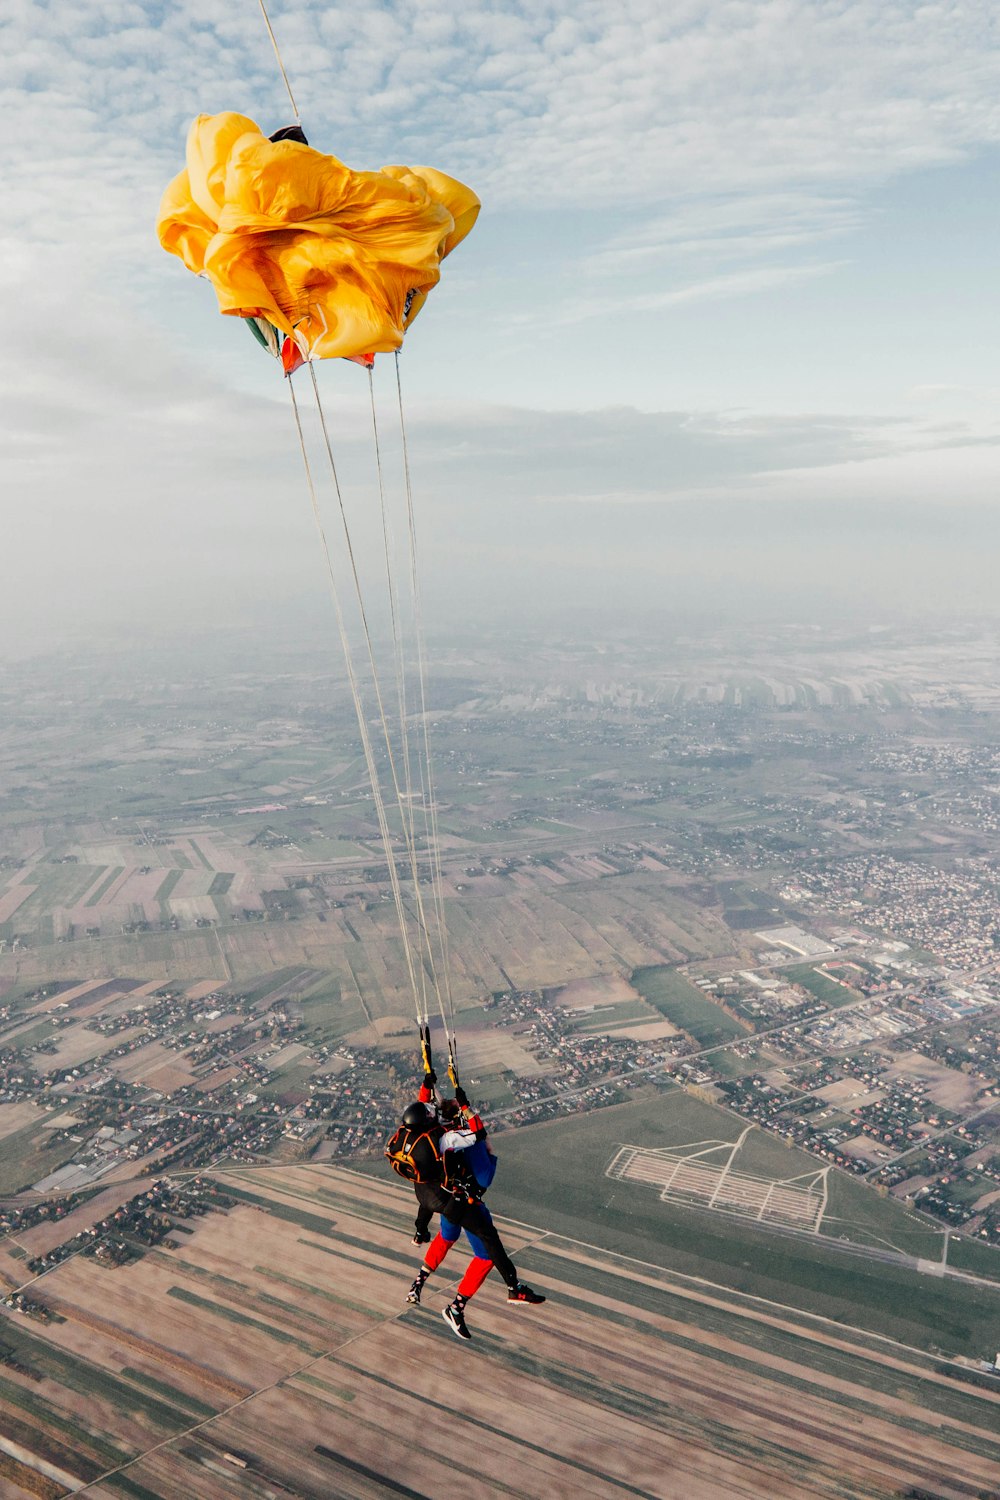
711, 1048, 765, 1079
485, 1090, 1000, 1357
632, 965, 745, 1045
784, 962, 862, 1008
0, 1318, 191, 1435
1, 863, 107, 935
188, 839, 214, 870
120, 1368, 218, 1420
947, 1236, 1000, 1281
5, 1017, 59, 1051
155, 868, 184, 905
0, 1369, 131, 1477
569, 1000, 653, 1033
507, 1243, 1000, 1447
462, 1067, 517, 1112
319, 837, 371, 859
165, 1286, 315, 1349
718, 879, 784, 928
259, 1060, 315, 1101
0, 1120, 81, 1194
233, 967, 310, 1003
213, 1182, 341, 1237
85, 866, 125, 907
297, 977, 367, 1043
104, 1476, 177, 1500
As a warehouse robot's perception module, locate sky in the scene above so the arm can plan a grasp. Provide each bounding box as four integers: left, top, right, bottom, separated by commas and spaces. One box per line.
3, 0, 1000, 652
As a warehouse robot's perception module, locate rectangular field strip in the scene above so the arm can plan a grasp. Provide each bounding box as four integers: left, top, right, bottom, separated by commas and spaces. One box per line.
608, 1145, 826, 1231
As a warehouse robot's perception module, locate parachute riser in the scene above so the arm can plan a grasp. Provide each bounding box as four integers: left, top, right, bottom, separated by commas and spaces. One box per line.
419, 1022, 435, 1095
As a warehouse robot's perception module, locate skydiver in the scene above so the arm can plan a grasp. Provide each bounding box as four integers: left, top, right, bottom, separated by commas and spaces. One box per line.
409, 1088, 529, 1341
386, 1083, 544, 1341
409, 1069, 443, 1245
409, 1071, 496, 1242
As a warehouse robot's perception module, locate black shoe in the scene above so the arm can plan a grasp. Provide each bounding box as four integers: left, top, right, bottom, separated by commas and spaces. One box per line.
442, 1301, 471, 1340
412, 1230, 430, 1246
406, 1278, 423, 1305
507, 1282, 545, 1305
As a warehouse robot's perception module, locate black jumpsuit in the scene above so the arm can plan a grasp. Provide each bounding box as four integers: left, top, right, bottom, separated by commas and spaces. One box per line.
408, 1134, 519, 1290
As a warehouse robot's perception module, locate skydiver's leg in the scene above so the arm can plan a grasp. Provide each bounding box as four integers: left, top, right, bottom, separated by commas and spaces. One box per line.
456, 1256, 493, 1298
442, 1254, 493, 1341
450, 1202, 545, 1306
461, 1223, 492, 1265
412, 1183, 437, 1244
412, 1180, 454, 1243
407, 1215, 461, 1304
449, 1200, 518, 1290
424, 1222, 459, 1270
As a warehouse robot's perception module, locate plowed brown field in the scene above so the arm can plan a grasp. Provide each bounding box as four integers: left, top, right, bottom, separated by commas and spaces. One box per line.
0, 1164, 998, 1499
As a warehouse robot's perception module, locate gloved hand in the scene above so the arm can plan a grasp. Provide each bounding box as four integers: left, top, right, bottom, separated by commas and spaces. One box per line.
454, 1084, 469, 1108
412, 1228, 430, 1245
423, 1070, 437, 1089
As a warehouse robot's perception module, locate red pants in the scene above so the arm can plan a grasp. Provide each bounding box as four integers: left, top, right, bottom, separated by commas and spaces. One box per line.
422, 1232, 493, 1297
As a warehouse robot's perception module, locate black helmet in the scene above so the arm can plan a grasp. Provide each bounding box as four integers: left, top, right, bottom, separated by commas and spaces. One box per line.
401, 1101, 433, 1129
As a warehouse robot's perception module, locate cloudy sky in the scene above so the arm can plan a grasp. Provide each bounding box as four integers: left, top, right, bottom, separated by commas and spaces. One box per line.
3, 0, 1000, 651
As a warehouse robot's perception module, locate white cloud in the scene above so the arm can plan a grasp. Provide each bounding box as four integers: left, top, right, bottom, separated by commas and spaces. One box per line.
540, 259, 848, 325
2, 270, 998, 650
580, 192, 865, 275
757, 438, 1000, 509
6, 3, 1000, 234
4, 0, 997, 370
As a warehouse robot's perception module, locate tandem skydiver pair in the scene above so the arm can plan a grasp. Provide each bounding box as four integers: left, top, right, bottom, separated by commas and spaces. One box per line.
385, 1070, 544, 1341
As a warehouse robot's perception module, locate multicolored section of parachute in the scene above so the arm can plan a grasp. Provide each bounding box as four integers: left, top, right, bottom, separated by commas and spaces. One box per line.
156, 111, 480, 372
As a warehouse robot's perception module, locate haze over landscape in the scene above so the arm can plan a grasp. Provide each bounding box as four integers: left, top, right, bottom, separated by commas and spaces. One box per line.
3, 4, 1000, 1499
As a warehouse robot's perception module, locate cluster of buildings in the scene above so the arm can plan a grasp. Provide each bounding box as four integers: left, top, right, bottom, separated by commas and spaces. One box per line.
303, 1044, 409, 1156
781, 999, 915, 1058
15, 1178, 231, 1279
871, 1129, 977, 1192
705, 1071, 869, 1175
483, 989, 680, 1125
692, 968, 824, 1031
916, 1018, 1000, 1078
704, 1022, 998, 1185
0, 1190, 91, 1239
794, 855, 1000, 971
909, 1159, 1000, 1243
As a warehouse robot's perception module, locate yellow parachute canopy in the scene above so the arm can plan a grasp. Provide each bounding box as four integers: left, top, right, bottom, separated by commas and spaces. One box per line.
157, 112, 480, 365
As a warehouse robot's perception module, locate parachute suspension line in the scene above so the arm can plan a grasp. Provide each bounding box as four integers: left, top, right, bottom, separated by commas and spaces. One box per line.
250, 0, 455, 1057
367, 365, 434, 1022
256, 0, 302, 126
252, 0, 438, 1041
395, 351, 455, 1033
286, 374, 425, 1024
395, 356, 454, 1035
375, 367, 451, 1039
305, 361, 445, 1022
